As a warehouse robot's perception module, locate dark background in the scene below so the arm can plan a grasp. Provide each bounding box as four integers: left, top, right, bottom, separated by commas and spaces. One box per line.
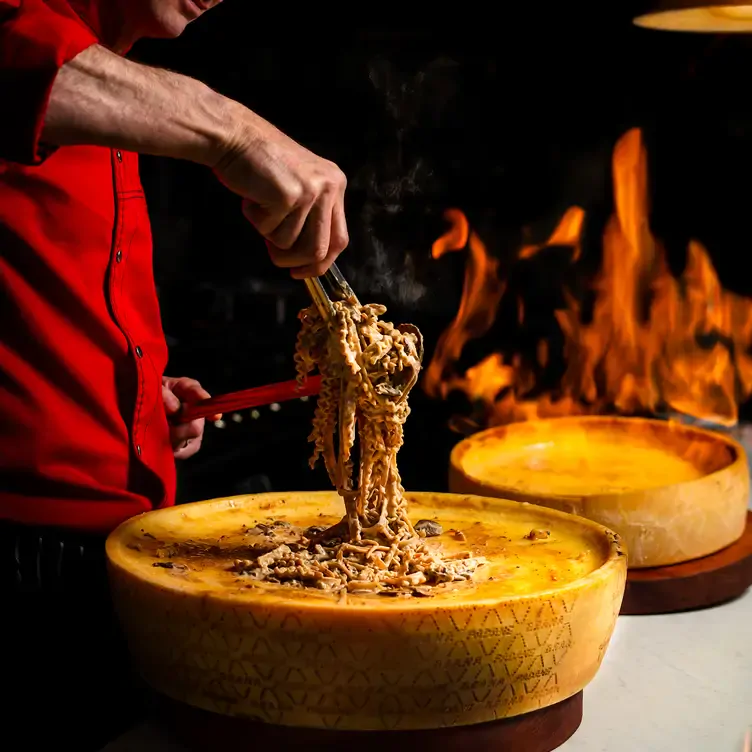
129, 3, 752, 503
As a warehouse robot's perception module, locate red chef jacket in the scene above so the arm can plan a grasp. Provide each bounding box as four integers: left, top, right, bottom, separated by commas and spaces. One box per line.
0, 0, 176, 534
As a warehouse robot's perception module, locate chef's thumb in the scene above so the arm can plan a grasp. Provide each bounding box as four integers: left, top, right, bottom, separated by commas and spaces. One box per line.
162, 385, 181, 414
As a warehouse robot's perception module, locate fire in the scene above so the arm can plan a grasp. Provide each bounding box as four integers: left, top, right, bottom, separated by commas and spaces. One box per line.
424, 127, 752, 430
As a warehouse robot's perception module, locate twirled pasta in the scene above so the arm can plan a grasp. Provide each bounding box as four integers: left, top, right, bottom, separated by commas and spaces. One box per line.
235, 299, 485, 594
297, 302, 419, 542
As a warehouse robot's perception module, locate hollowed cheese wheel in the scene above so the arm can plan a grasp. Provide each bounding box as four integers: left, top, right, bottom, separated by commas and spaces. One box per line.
449, 417, 750, 568
106, 491, 626, 731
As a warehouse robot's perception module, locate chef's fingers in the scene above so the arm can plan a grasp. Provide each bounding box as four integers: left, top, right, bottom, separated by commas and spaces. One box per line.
290, 196, 348, 279
165, 377, 211, 403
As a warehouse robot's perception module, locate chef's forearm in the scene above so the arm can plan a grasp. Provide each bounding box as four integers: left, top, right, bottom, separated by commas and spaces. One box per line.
40, 44, 247, 167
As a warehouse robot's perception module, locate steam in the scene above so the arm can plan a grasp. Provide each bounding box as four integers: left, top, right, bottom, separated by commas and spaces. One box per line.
347, 235, 427, 305
344, 56, 460, 308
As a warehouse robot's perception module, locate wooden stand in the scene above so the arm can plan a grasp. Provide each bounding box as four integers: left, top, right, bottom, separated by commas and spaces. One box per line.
621, 511, 752, 615
156, 691, 583, 752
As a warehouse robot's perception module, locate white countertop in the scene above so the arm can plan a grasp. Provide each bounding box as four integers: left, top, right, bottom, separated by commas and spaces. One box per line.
102, 586, 752, 752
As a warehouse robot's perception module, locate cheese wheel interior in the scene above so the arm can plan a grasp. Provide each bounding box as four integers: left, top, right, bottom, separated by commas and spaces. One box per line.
458, 418, 726, 497
114, 492, 612, 602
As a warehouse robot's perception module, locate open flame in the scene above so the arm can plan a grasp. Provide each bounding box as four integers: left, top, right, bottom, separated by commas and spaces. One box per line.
424, 128, 752, 430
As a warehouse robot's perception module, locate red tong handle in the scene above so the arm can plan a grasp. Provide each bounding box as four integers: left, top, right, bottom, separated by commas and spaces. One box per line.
175, 375, 322, 424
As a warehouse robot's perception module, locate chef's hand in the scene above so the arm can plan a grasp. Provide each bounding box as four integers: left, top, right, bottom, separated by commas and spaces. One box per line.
162, 376, 220, 460
213, 109, 349, 279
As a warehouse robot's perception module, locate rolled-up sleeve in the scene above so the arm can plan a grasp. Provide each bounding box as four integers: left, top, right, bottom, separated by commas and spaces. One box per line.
0, 0, 98, 165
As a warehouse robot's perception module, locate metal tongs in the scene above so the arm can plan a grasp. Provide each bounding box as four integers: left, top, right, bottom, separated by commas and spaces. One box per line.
304, 263, 358, 320
304, 263, 424, 401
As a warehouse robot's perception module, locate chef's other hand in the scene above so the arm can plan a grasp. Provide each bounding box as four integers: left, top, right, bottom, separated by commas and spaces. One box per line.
162, 376, 219, 460
213, 111, 349, 279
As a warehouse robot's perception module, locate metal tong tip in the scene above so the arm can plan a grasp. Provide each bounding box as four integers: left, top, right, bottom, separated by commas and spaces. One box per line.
304, 263, 359, 321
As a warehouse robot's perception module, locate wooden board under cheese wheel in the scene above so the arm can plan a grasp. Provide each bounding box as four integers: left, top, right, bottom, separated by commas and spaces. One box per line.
106, 491, 626, 735
156, 690, 584, 752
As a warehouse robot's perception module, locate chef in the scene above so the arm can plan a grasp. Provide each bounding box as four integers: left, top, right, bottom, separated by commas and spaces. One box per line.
0, 1, 348, 748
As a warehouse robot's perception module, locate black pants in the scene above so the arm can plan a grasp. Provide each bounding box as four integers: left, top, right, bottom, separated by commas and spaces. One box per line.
1, 521, 149, 751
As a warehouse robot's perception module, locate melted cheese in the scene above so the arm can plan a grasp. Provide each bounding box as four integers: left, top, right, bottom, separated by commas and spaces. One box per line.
114, 492, 608, 606
463, 432, 705, 497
